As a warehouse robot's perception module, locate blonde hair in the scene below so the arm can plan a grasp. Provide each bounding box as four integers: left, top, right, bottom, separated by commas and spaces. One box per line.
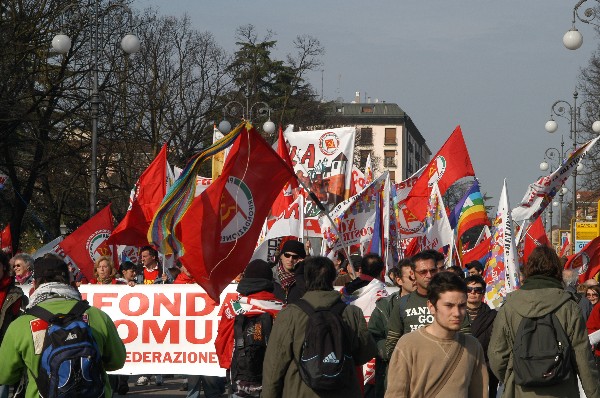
93, 255, 116, 280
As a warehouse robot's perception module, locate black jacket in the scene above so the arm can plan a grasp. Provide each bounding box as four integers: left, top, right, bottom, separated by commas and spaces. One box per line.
469, 302, 497, 362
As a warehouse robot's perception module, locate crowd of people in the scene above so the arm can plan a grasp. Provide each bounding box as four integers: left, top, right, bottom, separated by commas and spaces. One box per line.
0, 241, 599, 397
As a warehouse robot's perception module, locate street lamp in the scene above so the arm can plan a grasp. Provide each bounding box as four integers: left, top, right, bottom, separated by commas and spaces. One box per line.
563, 0, 600, 50
217, 86, 276, 136
52, 1, 140, 217
545, 89, 600, 250
539, 141, 566, 236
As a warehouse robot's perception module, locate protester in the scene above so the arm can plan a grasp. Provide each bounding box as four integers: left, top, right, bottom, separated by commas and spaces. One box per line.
423, 249, 445, 271
136, 245, 167, 285
465, 275, 498, 398
215, 259, 284, 397
563, 268, 593, 321
368, 258, 414, 398
386, 266, 401, 288
272, 239, 306, 303
333, 251, 352, 286
0, 252, 26, 398
261, 256, 377, 397
10, 253, 33, 286
466, 260, 484, 276
118, 260, 138, 286
588, 285, 600, 307
88, 255, 123, 285
489, 246, 600, 398
385, 272, 488, 398
0, 256, 126, 397
341, 253, 387, 318
449, 265, 466, 279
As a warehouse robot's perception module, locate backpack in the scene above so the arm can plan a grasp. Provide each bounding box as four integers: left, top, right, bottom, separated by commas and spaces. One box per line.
295, 299, 355, 391
512, 311, 573, 387
27, 300, 105, 398
230, 312, 273, 397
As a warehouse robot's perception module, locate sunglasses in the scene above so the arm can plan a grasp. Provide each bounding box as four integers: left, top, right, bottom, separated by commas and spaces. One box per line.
467, 287, 485, 294
283, 252, 301, 260
414, 268, 438, 276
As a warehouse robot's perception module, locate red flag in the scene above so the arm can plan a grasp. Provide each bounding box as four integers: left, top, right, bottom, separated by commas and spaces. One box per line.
523, 217, 551, 264
461, 236, 492, 265
559, 236, 570, 257
404, 126, 475, 220
269, 127, 298, 221
403, 237, 421, 258
108, 145, 169, 246
176, 124, 296, 303
58, 205, 114, 281
565, 236, 600, 284
0, 224, 12, 254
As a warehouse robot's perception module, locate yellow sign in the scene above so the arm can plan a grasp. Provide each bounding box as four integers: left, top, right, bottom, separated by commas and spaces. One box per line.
576, 222, 599, 240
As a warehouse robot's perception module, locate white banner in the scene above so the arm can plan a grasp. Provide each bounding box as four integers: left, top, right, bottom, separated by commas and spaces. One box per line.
394, 166, 426, 239
285, 127, 356, 236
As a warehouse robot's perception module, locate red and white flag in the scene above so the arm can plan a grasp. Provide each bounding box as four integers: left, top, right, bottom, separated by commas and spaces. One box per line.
421, 183, 453, 252
404, 126, 475, 220
564, 236, 600, 284
175, 124, 296, 303
0, 224, 12, 254
522, 216, 550, 264
109, 145, 172, 246
58, 205, 114, 281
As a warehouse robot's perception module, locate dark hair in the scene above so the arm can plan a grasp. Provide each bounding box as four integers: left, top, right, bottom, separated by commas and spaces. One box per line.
387, 266, 399, 280
33, 257, 70, 285
397, 258, 414, 270
304, 256, 336, 291
465, 260, 484, 273
524, 246, 562, 281
336, 251, 346, 263
587, 285, 600, 298
140, 245, 158, 258
410, 251, 438, 270
422, 249, 444, 263
465, 274, 486, 290
427, 271, 467, 307
0, 251, 8, 273
360, 253, 384, 278
448, 266, 465, 279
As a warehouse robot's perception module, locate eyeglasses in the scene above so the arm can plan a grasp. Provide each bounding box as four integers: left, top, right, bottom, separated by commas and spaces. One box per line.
467, 287, 485, 294
12, 264, 21, 269
414, 268, 438, 277
587, 293, 599, 298
283, 252, 301, 260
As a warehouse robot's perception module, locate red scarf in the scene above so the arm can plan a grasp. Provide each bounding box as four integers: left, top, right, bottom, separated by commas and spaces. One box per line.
174, 273, 196, 284
0, 275, 12, 309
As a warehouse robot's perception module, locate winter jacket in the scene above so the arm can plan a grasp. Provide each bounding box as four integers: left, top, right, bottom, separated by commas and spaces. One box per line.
469, 303, 496, 363
261, 290, 377, 398
0, 285, 25, 343
0, 299, 126, 398
489, 275, 600, 398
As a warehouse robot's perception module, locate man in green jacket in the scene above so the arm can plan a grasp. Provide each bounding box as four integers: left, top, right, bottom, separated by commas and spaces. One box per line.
262, 256, 377, 398
0, 256, 126, 398
489, 246, 600, 398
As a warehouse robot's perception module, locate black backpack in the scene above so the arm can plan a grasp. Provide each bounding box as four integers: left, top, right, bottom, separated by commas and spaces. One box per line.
27, 300, 105, 398
512, 311, 573, 387
230, 312, 273, 397
295, 299, 355, 391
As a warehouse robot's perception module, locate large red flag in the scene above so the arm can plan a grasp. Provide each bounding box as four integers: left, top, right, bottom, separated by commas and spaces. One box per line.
0, 224, 12, 254
109, 145, 169, 246
565, 236, 600, 284
176, 124, 296, 302
523, 217, 551, 264
461, 236, 492, 265
58, 205, 114, 281
404, 126, 475, 220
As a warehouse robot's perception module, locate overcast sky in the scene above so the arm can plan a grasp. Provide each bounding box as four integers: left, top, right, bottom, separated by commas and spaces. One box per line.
133, 0, 598, 210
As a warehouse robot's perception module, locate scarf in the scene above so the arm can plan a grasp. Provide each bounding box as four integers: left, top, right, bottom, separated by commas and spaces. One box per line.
15, 271, 32, 285
94, 277, 114, 285
0, 275, 12, 309
276, 263, 296, 291
232, 291, 284, 317
27, 282, 82, 309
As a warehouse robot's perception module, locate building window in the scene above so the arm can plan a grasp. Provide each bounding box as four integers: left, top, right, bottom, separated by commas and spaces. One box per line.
359, 128, 373, 145
389, 171, 395, 182
384, 128, 396, 145
360, 150, 371, 168
407, 141, 413, 152
384, 150, 396, 167
361, 106, 374, 113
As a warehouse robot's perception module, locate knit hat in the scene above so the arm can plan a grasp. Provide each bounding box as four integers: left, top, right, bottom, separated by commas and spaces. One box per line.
244, 259, 273, 281
33, 257, 70, 280
280, 240, 306, 258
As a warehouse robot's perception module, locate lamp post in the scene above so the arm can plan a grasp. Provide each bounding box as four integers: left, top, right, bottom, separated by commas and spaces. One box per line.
563, 0, 600, 50
545, 89, 600, 250
539, 142, 566, 237
52, 1, 140, 217
217, 86, 276, 136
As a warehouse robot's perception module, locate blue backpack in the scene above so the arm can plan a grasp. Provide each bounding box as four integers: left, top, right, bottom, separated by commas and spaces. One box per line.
27, 300, 105, 398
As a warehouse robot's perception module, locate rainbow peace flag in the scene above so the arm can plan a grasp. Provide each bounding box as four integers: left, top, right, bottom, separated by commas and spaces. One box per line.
449, 179, 489, 242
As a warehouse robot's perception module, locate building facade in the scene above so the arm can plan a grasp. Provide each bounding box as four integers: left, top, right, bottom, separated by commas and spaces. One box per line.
325, 93, 430, 182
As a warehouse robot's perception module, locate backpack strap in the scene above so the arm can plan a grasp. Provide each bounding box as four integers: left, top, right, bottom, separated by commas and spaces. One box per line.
295, 298, 347, 315
295, 298, 316, 315
430, 333, 465, 398
26, 300, 90, 324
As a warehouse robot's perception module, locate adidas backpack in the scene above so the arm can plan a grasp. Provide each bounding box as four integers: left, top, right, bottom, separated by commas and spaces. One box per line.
230, 312, 273, 397
295, 299, 355, 391
27, 300, 105, 398
512, 311, 573, 387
